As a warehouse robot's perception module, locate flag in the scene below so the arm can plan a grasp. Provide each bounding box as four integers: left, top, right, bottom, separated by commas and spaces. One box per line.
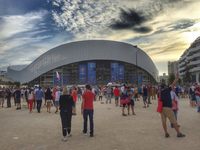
56, 71, 60, 81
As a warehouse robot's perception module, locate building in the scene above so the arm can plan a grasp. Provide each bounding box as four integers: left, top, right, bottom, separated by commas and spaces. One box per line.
168, 61, 178, 75
7, 40, 158, 87
159, 73, 168, 84
179, 37, 200, 83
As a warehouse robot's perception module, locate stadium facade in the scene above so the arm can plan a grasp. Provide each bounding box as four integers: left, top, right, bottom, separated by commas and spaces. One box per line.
179, 37, 200, 83
7, 40, 158, 87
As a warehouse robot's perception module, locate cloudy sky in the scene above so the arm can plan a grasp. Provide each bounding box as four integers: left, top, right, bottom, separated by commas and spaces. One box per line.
0, 0, 200, 75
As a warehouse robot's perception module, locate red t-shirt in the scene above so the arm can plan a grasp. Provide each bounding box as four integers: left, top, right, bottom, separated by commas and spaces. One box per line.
71, 90, 77, 102
113, 88, 120, 97
82, 90, 94, 110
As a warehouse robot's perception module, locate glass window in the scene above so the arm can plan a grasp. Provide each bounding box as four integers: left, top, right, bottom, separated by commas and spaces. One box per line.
79, 64, 87, 84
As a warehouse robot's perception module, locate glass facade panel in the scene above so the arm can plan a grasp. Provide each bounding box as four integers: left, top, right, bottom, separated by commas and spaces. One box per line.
79, 64, 87, 84
30, 60, 156, 86
118, 64, 124, 82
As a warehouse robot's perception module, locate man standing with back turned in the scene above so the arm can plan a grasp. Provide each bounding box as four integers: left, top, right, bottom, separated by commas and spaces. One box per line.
82, 84, 95, 137
160, 74, 185, 138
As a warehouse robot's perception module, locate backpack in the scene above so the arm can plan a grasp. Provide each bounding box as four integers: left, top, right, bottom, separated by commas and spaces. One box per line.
161, 88, 171, 102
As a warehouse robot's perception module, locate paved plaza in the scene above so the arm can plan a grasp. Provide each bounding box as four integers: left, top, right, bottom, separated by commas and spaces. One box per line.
0, 97, 199, 150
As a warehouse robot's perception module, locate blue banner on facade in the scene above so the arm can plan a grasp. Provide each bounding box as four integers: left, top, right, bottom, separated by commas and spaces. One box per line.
111, 63, 118, 82
118, 64, 124, 82
111, 63, 124, 82
88, 62, 96, 84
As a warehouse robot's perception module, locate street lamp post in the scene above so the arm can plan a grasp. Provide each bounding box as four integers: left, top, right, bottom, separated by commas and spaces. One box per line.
136, 49, 138, 86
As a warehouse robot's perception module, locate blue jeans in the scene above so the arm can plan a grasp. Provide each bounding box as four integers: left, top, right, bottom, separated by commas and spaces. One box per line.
36, 100, 42, 113
196, 96, 200, 112
83, 109, 94, 135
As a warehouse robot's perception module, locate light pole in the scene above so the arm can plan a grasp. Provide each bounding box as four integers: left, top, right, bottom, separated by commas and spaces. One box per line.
136, 49, 139, 86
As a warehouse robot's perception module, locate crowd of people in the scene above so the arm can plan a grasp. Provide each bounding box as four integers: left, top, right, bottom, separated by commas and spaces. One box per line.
1, 79, 200, 141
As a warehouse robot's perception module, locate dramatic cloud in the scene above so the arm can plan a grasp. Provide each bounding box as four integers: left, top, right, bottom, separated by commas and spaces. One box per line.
49, 0, 121, 38
110, 9, 152, 33
169, 19, 196, 31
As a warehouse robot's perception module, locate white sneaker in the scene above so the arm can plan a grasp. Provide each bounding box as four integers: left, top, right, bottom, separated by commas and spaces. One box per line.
67, 134, 72, 137
62, 137, 67, 142
83, 132, 87, 136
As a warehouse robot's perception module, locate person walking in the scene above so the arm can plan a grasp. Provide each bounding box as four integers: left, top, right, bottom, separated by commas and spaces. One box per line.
0, 87, 5, 108
28, 88, 34, 113
6, 88, 12, 108
59, 87, 74, 141
127, 86, 136, 115
14, 87, 21, 110
35, 87, 43, 113
195, 84, 200, 113
81, 84, 95, 137
189, 84, 196, 107
160, 75, 185, 138
55, 87, 61, 113
106, 86, 112, 104
45, 87, 52, 113
98, 87, 103, 101
170, 86, 179, 128
24, 88, 29, 108
142, 85, 149, 108
71, 87, 78, 115
113, 86, 120, 106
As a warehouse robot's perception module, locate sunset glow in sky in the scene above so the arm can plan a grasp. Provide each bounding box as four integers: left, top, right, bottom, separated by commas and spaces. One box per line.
0, 0, 200, 75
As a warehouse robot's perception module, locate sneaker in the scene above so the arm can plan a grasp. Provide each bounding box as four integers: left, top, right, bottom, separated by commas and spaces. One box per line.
177, 133, 186, 138
67, 134, 72, 137
83, 131, 87, 136
165, 133, 170, 138
90, 134, 94, 137
62, 137, 67, 142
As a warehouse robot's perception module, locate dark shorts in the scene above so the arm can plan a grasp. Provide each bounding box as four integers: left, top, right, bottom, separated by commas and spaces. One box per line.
115, 96, 119, 100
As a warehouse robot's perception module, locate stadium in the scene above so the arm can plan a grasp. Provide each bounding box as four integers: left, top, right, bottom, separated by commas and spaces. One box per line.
7, 40, 158, 86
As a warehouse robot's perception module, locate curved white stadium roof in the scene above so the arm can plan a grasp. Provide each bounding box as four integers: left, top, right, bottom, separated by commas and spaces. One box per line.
7, 40, 158, 83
